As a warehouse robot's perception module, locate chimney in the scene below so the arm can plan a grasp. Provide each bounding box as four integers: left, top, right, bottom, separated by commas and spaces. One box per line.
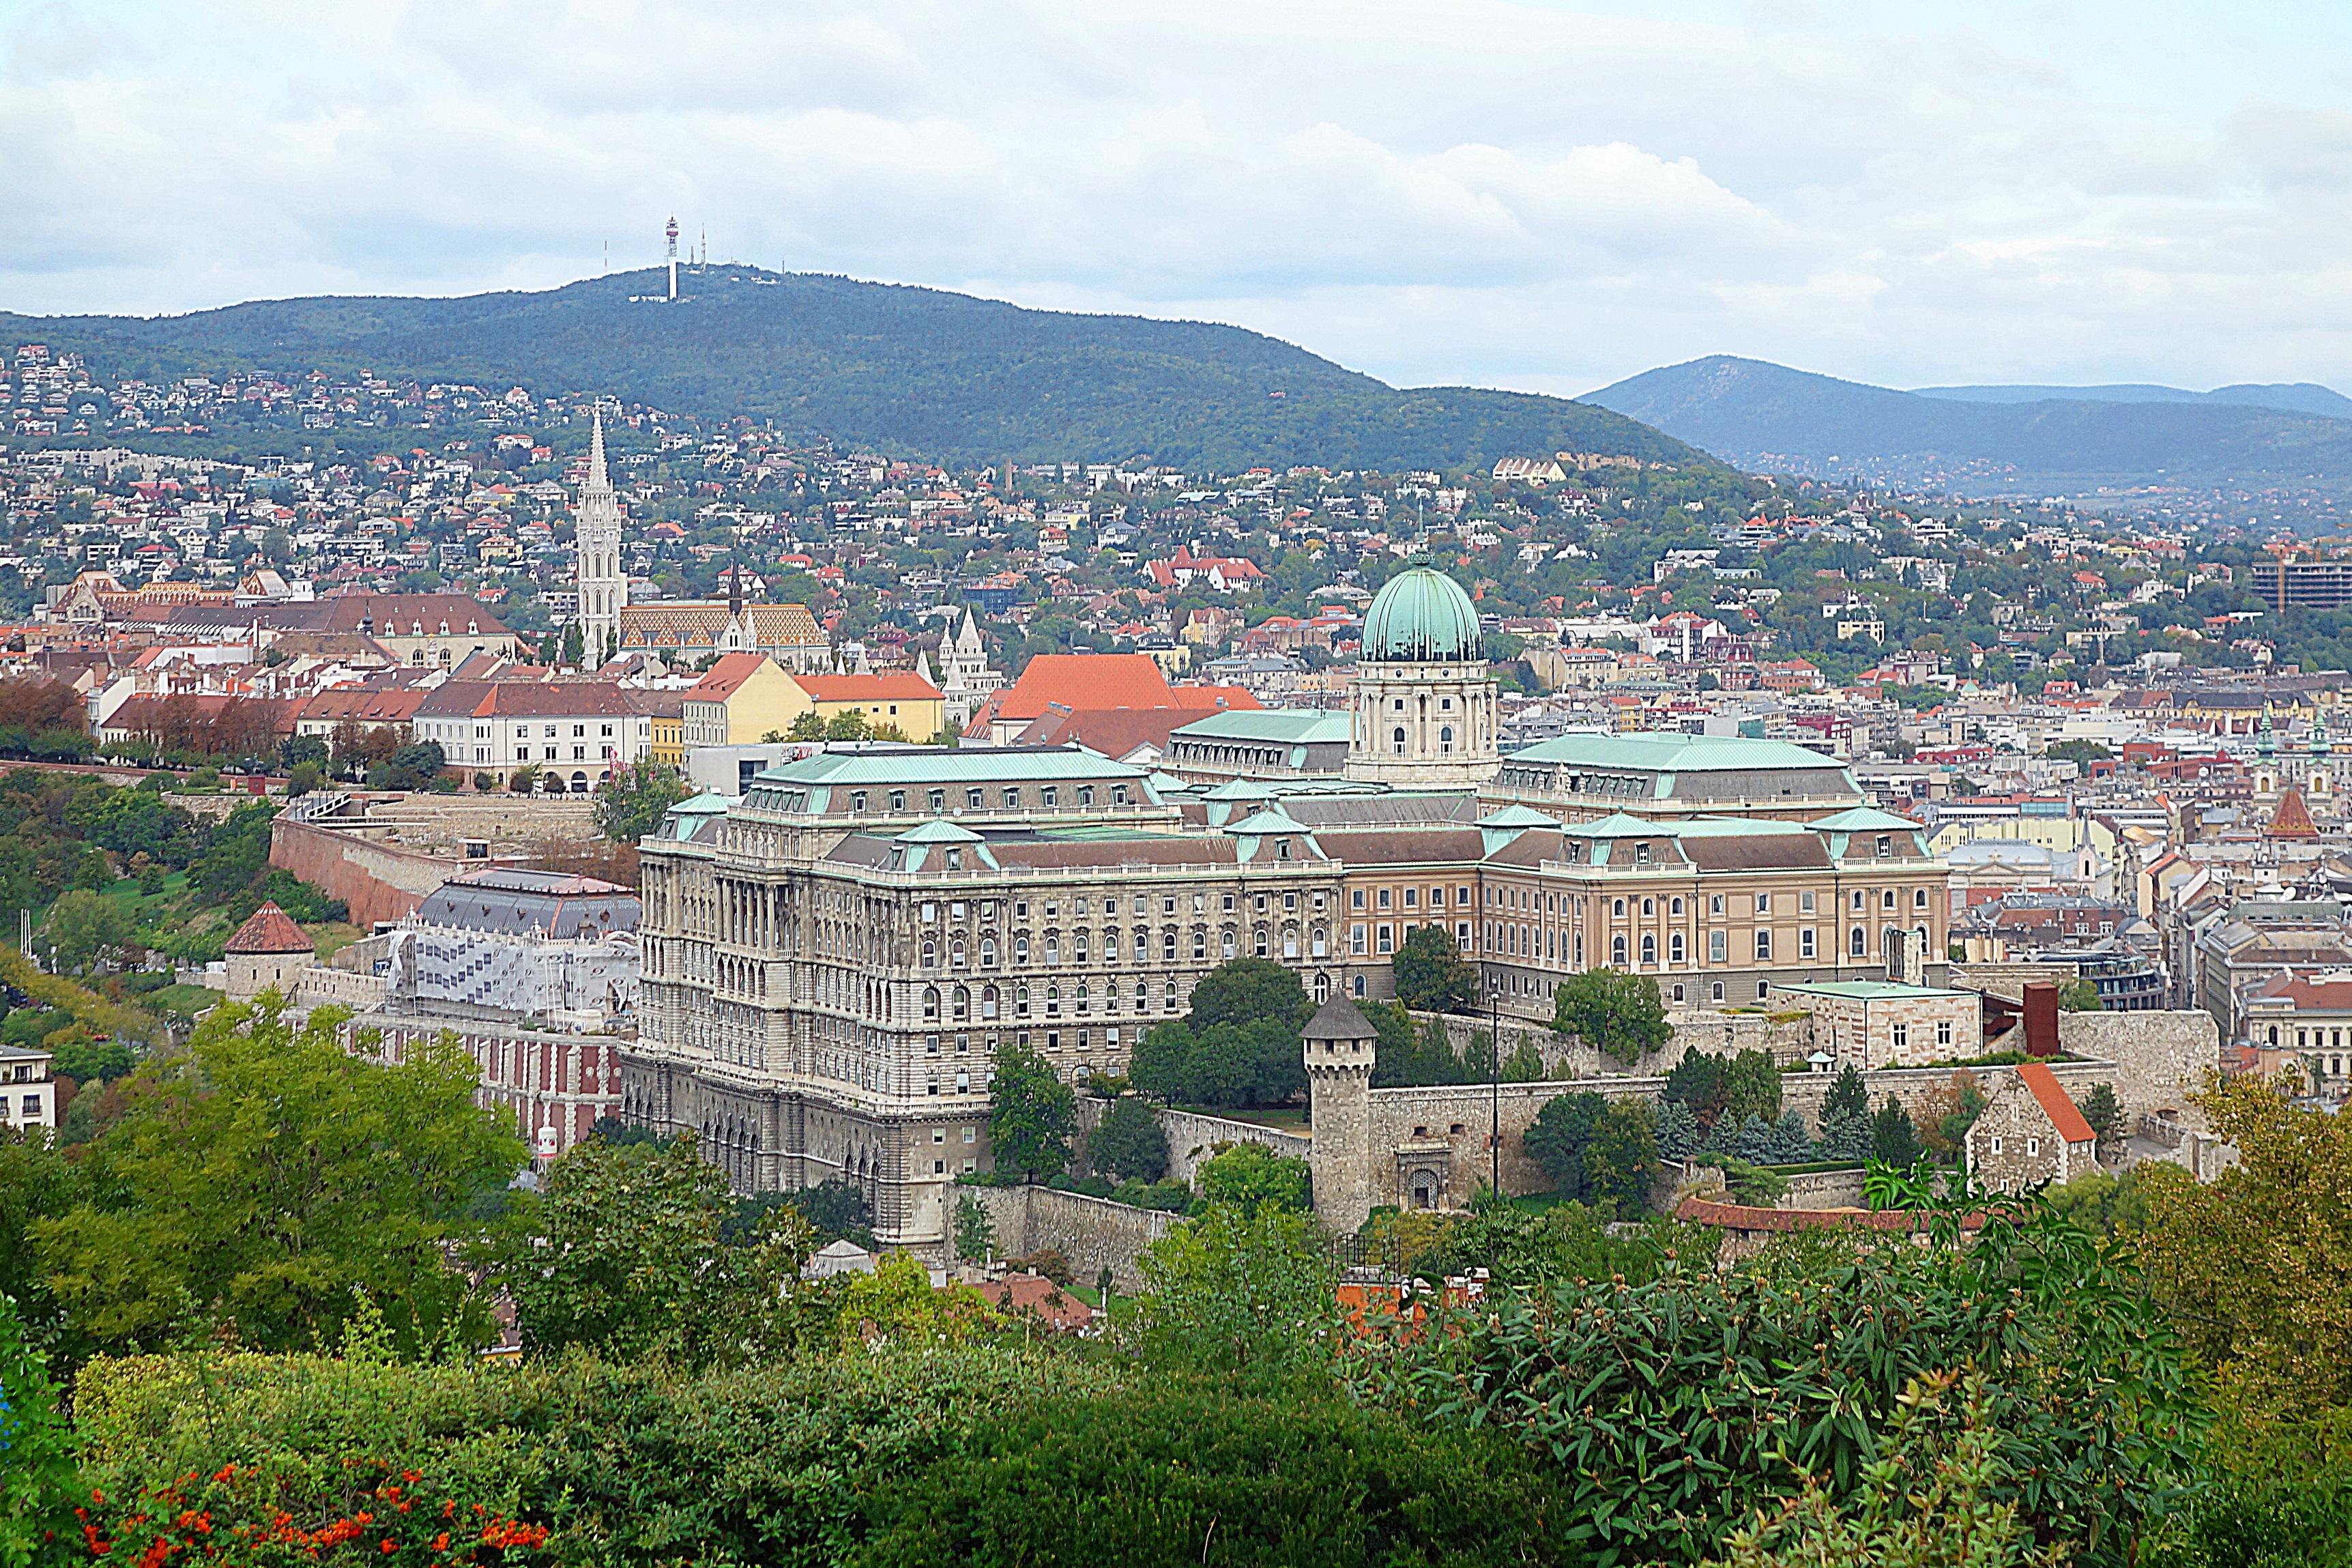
2022, 981, 2061, 1058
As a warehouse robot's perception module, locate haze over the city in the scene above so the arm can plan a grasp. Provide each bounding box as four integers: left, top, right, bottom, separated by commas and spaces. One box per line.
8, 0, 2352, 398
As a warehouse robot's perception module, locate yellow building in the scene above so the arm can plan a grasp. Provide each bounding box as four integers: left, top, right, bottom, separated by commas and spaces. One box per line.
627, 689, 688, 767
682, 654, 812, 747
794, 673, 946, 740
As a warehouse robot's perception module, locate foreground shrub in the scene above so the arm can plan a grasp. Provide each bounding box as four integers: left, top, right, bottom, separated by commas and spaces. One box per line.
858, 1380, 1571, 1568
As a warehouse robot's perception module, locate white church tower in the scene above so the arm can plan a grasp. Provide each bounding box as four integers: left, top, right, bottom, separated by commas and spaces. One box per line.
574, 409, 628, 668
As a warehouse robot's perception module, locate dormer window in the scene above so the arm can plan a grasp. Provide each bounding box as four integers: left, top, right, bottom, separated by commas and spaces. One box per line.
1876, 834, 1893, 858
1634, 842, 1651, 864
1275, 839, 1292, 860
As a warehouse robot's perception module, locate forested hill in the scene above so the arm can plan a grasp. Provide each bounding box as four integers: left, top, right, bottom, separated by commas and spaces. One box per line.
1586, 353, 2352, 499
3, 268, 1704, 473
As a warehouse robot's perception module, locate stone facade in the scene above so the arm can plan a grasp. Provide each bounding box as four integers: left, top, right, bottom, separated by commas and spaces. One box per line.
2056, 1009, 2218, 1124
1768, 981, 1980, 1069
1152, 1107, 1311, 1185
1964, 1062, 2099, 1193
961, 1182, 1177, 1292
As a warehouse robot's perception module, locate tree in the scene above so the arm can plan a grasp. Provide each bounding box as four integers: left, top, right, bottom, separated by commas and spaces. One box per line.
1818, 1065, 1874, 1164
592, 757, 692, 843
1551, 968, 1670, 1065
1500, 1036, 1546, 1082
1392, 924, 1478, 1013
1663, 1045, 1732, 1129
2057, 977, 2102, 1012
953, 1192, 996, 1263
1765, 1108, 1813, 1165
2140, 1071, 2352, 1417
824, 708, 871, 740
35, 1000, 523, 1356
509, 764, 542, 794
1195, 1142, 1312, 1217
1722, 1048, 1783, 1125
1187, 957, 1313, 1034
1135, 1202, 1333, 1383
1583, 1099, 1659, 1212
787, 710, 827, 740
1524, 1091, 1607, 1200
2075, 1084, 2121, 1153
1871, 1096, 1921, 1168
786, 1176, 873, 1243
1088, 1097, 1169, 1182
1655, 1098, 1702, 1162
42, 888, 135, 974
1128, 1019, 1193, 1101
278, 734, 329, 770
988, 1039, 1075, 1180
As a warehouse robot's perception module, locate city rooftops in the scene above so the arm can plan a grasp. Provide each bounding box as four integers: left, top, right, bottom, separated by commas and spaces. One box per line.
752, 743, 1150, 788
414, 867, 641, 939
1170, 709, 1352, 745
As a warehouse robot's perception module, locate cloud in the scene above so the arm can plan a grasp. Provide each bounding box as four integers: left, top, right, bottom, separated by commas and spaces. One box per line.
2, 0, 2350, 397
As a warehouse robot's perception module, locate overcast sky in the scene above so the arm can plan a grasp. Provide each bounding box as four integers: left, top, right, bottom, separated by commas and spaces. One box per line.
7, 0, 2352, 398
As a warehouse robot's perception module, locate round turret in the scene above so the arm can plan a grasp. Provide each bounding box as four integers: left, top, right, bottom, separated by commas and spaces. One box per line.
1362, 568, 1481, 663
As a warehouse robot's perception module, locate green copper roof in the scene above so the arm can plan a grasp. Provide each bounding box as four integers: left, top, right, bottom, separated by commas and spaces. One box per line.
1363, 568, 1481, 663
1506, 732, 1855, 774
1809, 807, 1927, 831
1560, 811, 1669, 838
1172, 710, 1352, 744
1477, 803, 1563, 829
893, 819, 985, 845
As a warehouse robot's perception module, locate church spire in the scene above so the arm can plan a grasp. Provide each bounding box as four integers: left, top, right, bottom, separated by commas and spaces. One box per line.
587, 407, 611, 491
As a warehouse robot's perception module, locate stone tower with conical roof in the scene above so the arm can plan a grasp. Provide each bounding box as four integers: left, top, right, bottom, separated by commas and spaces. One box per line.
1344, 567, 1501, 787
1303, 994, 1380, 1231
574, 409, 629, 668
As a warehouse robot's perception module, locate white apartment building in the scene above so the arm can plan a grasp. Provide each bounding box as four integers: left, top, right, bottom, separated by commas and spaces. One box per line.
411, 679, 652, 792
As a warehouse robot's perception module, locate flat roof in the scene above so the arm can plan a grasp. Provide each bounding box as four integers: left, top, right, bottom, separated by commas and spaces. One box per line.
1171, 709, 1352, 744
1506, 731, 1856, 774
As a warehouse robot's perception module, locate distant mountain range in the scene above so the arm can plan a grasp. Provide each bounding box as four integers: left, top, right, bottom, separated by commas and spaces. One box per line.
1, 268, 1703, 474
1586, 355, 2352, 501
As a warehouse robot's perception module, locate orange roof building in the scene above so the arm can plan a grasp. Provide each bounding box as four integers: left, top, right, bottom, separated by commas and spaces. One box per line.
2268, 787, 2320, 840
224, 901, 317, 1003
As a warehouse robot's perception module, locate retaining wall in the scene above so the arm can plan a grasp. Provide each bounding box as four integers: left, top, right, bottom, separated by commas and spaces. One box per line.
270, 815, 472, 929
962, 1182, 1177, 1292
1155, 1108, 1311, 1184
2058, 1011, 2217, 1124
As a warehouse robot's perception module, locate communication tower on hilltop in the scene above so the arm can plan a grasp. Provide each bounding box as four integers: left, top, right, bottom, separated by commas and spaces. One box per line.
666, 216, 680, 301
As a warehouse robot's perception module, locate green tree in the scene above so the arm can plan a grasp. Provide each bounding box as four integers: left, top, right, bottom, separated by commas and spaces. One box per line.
787, 710, 827, 740
953, 1192, 996, 1263
1135, 1202, 1334, 1384
1128, 1019, 1193, 1100
2057, 977, 2102, 1012
592, 757, 692, 843
1584, 1099, 1659, 1213
2075, 1083, 2121, 1152
988, 1039, 1075, 1180
1818, 1065, 1873, 1164
1723, 1048, 1784, 1125
1551, 968, 1671, 1065
1088, 1097, 1169, 1182
1392, 924, 1479, 1013
1656, 1097, 1702, 1161
0, 1290, 78, 1567
42, 888, 135, 974
36, 1001, 523, 1356
1663, 1045, 1731, 1129
1500, 1036, 1546, 1082
785, 1176, 873, 1243
1194, 1142, 1312, 1217
824, 708, 872, 740
1187, 957, 1314, 1034
1871, 1097, 1921, 1168
1524, 1091, 1606, 1202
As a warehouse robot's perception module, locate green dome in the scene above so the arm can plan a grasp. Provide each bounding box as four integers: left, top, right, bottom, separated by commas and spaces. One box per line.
1362, 568, 1481, 662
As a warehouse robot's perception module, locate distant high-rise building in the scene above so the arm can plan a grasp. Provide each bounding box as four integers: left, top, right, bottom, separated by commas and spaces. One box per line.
575, 409, 628, 667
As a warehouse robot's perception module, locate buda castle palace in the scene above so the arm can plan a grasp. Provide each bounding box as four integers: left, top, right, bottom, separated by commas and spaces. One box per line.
623, 568, 1948, 1247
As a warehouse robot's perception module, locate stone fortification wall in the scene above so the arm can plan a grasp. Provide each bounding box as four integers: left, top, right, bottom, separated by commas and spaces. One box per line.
1774, 1166, 1869, 1209
270, 815, 470, 929
1360, 1076, 1664, 1210
1412, 1006, 1811, 1079
1155, 1108, 1311, 1184
2059, 1010, 2217, 1124
1951, 963, 2074, 1003
343, 795, 602, 854
1776, 1057, 2117, 1135
293, 966, 389, 1012
963, 1182, 1177, 1292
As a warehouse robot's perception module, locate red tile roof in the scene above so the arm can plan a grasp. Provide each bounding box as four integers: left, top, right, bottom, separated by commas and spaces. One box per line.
225, 901, 315, 955
796, 673, 944, 703
995, 653, 1174, 720
2017, 1062, 2096, 1144
688, 653, 773, 699
975, 1271, 1096, 1332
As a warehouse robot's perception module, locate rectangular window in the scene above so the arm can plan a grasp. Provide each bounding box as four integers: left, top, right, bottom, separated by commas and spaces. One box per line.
1755, 893, 1771, 914
1351, 925, 1367, 955
1937, 1019, 1953, 1047
1377, 924, 1394, 954
1003, 788, 1021, 809
1801, 890, 1816, 914
1893, 1022, 1908, 1051
1800, 927, 1816, 959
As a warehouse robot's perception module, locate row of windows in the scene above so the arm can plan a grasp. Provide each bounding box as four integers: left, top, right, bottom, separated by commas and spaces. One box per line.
848, 783, 1133, 813
919, 926, 1328, 967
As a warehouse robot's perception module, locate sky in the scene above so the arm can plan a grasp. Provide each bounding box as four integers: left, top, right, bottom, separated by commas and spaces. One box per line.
6, 0, 2352, 398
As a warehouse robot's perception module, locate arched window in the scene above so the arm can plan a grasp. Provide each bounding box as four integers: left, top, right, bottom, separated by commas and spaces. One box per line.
1439, 725, 1454, 753
1283, 927, 1298, 959
1311, 926, 1327, 958
950, 937, 966, 967
1670, 897, 1685, 916
1851, 926, 1868, 957
1640, 933, 1657, 966
1015, 935, 1030, 963
1255, 925, 1270, 958
980, 937, 998, 967
1016, 985, 1031, 1017
1915, 925, 1929, 958
922, 987, 940, 1020
1642, 897, 1655, 916
1670, 932, 1686, 963
1045, 983, 1061, 1015
952, 986, 969, 1021
1612, 897, 1627, 918
920, 939, 936, 968
981, 985, 999, 1019
1314, 972, 1331, 1002
1074, 931, 1090, 963
1044, 935, 1060, 964
1392, 726, 1408, 755
1221, 927, 1238, 960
